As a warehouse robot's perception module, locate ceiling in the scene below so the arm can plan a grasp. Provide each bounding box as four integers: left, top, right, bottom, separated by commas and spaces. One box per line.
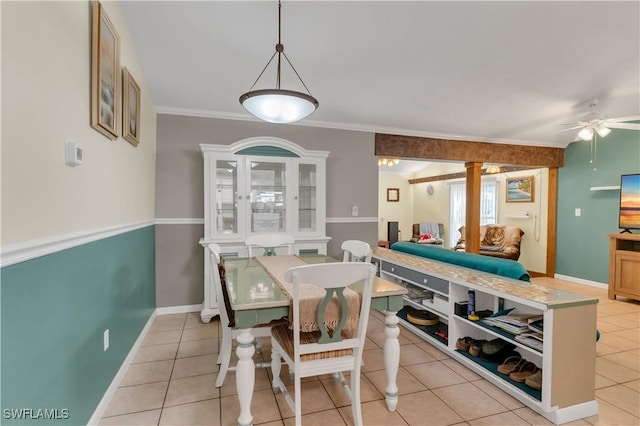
120, 1, 640, 148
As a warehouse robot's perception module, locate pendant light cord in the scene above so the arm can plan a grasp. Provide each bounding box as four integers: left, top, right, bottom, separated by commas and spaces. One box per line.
245, 0, 314, 95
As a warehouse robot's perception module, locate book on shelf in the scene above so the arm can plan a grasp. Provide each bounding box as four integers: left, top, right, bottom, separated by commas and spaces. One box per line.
528, 318, 543, 334
515, 331, 543, 352
482, 313, 543, 335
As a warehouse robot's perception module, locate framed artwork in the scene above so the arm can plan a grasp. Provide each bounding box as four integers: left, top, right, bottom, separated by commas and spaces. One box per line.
91, 1, 120, 140
387, 188, 400, 202
122, 67, 141, 147
506, 176, 534, 202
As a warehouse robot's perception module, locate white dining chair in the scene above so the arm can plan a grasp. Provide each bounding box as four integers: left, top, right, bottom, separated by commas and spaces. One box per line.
245, 233, 295, 257
205, 243, 272, 387
341, 240, 372, 263
270, 262, 377, 426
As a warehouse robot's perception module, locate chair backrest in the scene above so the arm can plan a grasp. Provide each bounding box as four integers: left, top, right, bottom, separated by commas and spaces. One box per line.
205, 243, 234, 327
245, 233, 295, 257
341, 240, 372, 263
284, 262, 376, 362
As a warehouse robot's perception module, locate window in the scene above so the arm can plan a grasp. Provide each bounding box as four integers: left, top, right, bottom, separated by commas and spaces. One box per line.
449, 179, 498, 247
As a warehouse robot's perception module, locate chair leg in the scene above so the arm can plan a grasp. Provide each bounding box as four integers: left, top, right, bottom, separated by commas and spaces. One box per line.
351, 368, 363, 426
295, 373, 302, 426
217, 328, 231, 365
215, 330, 233, 387
270, 346, 282, 393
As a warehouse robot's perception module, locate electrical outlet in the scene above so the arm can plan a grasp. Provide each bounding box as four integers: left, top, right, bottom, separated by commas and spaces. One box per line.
104, 329, 110, 351
575, 208, 581, 217
351, 205, 358, 216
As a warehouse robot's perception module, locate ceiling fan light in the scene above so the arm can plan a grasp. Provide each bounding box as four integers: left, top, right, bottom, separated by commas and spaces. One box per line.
596, 126, 611, 137
578, 127, 594, 141
240, 89, 318, 124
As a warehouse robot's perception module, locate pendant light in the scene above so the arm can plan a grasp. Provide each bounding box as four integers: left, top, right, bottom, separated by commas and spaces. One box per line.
239, 1, 318, 124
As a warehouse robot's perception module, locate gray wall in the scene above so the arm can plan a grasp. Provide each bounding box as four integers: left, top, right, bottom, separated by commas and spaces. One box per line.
155, 114, 378, 307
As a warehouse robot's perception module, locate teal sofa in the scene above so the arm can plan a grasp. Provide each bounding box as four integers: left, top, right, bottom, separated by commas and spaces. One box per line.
391, 241, 530, 281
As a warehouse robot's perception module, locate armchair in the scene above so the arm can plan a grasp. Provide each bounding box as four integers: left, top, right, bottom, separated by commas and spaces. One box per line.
453, 225, 524, 261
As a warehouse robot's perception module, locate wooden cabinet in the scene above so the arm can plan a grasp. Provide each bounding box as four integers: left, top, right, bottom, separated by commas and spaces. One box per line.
372, 248, 598, 424
608, 233, 640, 301
199, 137, 330, 322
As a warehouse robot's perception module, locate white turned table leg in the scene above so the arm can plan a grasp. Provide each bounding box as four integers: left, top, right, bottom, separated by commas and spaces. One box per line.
236, 328, 255, 426
383, 311, 400, 412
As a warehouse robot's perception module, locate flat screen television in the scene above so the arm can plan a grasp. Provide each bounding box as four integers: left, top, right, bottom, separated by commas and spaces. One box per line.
619, 173, 640, 232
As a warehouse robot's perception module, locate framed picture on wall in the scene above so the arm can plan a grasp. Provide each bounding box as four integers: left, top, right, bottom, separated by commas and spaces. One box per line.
122, 67, 141, 147
506, 176, 534, 202
387, 188, 400, 202
91, 1, 120, 140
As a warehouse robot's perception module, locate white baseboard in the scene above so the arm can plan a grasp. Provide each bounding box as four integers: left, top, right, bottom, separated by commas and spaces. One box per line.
554, 274, 608, 289
554, 400, 599, 424
156, 304, 203, 315
87, 310, 157, 425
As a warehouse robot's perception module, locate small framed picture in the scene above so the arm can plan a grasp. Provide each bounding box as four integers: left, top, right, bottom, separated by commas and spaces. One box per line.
506, 176, 534, 203
91, 1, 120, 140
387, 188, 400, 202
122, 67, 141, 147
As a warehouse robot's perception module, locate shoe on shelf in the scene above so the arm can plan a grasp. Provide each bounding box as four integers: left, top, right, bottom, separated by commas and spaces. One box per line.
497, 354, 524, 375
509, 361, 538, 382
469, 339, 487, 357
456, 337, 473, 352
525, 368, 542, 390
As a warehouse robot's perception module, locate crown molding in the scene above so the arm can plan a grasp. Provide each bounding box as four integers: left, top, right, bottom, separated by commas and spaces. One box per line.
155, 106, 563, 148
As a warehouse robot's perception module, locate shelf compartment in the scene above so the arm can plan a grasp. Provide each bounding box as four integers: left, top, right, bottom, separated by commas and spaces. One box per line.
404, 296, 448, 319
454, 349, 541, 401
453, 313, 543, 357
397, 307, 448, 347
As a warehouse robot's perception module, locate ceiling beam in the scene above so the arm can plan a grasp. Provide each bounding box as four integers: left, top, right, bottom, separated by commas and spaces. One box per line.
375, 134, 565, 167
408, 165, 538, 185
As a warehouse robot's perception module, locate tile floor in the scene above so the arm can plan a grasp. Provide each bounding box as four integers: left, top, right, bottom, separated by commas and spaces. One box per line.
100, 278, 640, 425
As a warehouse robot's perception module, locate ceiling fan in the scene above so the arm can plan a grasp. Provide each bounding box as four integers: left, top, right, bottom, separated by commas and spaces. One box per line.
562, 98, 640, 141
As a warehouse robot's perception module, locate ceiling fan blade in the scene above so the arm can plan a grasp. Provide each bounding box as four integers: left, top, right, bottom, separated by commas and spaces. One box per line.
558, 126, 582, 132
606, 122, 640, 131
606, 115, 640, 123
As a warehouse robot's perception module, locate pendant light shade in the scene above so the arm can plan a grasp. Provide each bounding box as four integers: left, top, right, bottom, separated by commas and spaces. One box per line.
239, 1, 318, 124
240, 89, 318, 124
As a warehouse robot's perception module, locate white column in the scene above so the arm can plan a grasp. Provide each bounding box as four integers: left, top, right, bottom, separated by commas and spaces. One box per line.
383, 311, 400, 411
236, 329, 255, 426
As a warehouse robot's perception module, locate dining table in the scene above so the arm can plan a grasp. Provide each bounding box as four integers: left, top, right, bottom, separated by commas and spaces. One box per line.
222, 254, 407, 426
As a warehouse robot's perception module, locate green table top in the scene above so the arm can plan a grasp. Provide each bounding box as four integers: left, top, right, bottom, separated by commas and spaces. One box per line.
223, 255, 406, 328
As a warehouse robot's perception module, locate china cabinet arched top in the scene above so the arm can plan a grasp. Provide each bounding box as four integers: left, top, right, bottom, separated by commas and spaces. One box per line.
200, 137, 330, 254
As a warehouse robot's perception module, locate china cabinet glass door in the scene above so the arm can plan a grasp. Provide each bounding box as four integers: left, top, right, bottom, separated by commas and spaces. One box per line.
215, 159, 238, 234
248, 160, 287, 233
297, 163, 317, 232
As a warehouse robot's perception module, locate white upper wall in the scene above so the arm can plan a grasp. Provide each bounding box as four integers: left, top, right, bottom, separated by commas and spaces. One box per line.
1, 1, 157, 245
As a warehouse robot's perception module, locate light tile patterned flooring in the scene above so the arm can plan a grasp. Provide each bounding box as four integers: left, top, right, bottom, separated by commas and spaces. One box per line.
101, 278, 640, 425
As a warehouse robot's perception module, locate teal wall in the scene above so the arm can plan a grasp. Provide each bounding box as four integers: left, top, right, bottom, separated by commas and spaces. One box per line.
557, 131, 640, 283
1, 226, 156, 425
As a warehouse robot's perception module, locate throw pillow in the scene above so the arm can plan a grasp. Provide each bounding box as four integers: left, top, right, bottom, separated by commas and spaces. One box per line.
482, 225, 505, 246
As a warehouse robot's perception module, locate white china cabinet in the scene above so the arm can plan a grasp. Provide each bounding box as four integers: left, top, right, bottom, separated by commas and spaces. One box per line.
199, 137, 330, 321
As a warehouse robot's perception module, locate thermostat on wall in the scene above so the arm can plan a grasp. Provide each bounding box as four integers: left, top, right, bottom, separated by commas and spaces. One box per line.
65, 140, 83, 167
